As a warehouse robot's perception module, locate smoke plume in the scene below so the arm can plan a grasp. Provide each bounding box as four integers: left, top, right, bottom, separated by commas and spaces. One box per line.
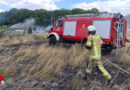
10, 18, 35, 30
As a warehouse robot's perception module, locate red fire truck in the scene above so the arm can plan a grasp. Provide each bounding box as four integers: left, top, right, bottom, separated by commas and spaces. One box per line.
48, 13, 127, 49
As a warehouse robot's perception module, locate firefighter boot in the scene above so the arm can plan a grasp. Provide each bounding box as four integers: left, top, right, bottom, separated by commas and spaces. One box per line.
83, 73, 90, 80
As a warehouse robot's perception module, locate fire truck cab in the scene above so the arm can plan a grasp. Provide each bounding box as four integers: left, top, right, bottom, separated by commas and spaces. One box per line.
48, 13, 127, 49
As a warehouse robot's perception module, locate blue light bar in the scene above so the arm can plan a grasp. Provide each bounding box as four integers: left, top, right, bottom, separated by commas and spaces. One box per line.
120, 15, 123, 19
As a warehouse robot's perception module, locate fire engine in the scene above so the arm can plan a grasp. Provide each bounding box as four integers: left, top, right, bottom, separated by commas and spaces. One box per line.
48, 13, 127, 50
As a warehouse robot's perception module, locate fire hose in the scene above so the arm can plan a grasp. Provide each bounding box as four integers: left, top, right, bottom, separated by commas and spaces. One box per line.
102, 57, 130, 75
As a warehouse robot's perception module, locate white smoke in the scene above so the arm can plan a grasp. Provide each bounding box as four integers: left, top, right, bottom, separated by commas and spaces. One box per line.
34, 25, 52, 35
10, 18, 35, 30
10, 18, 52, 35
44, 25, 52, 32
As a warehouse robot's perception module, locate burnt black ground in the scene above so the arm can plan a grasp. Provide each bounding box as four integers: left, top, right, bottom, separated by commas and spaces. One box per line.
0, 42, 129, 90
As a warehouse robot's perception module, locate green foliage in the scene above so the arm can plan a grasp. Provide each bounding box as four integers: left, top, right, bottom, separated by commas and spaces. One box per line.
90, 8, 100, 14
72, 8, 86, 14
0, 25, 9, 37
0, 25, 8, 31
0, 8, 101, 26
0, 11, 8, 25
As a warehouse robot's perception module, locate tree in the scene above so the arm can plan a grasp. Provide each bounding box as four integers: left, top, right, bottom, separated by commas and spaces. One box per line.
72, 8, 85, 14
90, 8, 100, 14
0, 8, 101, 27
0, 12, 8, 26
7, 8, 19, 24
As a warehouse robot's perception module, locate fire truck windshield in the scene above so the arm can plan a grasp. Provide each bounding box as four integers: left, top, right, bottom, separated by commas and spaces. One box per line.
56, 20, 63, 27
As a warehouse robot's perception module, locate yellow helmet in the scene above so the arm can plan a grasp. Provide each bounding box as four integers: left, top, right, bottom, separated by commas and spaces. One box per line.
87, 25, 96, 32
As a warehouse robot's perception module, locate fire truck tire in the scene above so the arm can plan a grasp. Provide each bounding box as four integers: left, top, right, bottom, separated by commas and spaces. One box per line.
81, 39, 87, 46
102, 47, 113, 55
49, 36, 57, 45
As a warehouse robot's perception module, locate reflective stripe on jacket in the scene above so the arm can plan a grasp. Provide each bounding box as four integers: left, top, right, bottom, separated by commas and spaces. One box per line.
86, 35, 103, 60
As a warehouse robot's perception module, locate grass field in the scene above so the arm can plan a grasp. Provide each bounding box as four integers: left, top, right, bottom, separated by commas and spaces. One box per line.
0, 31, 129, 89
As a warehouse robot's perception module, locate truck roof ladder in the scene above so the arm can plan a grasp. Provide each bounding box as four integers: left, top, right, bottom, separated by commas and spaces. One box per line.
64, 13, 121, 19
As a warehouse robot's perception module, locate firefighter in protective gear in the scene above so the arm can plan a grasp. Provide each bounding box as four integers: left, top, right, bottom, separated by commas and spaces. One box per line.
84, 25, 112, 80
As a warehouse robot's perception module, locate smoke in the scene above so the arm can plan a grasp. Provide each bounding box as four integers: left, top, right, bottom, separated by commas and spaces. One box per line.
34, 25, 52, 35
10, 18, 52, 35
44, 25, 52, 32
10, 18, 35, 30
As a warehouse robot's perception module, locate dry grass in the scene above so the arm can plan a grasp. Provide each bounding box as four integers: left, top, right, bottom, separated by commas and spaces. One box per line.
1, 65, 17, 78
41, 58, 66, 79
127, 29, 130, 39
0, 33, 47, 46
109, 30, 130, 66
0, 32, 129, 83
71, 78, 85, 88
0, 43, 89, 80
33, 33, 48, 41
117, 30, 130, 65
33, 45, 89, 79
118, 44, 130, 65
6, 32, 128, 80
30, 65, 41, 75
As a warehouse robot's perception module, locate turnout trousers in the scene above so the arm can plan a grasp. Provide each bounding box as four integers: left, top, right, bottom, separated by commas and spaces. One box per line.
86, 59, 112, 80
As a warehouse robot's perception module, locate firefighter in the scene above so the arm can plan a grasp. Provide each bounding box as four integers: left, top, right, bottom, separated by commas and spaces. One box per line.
84, 25, 112, 81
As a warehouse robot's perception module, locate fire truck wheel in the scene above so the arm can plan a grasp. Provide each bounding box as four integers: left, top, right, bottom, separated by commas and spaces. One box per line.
102, 47, 113, 55
49, 36, 57, 45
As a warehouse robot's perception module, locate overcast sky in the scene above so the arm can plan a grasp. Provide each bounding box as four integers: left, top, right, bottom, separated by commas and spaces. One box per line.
0, 0, 130, 15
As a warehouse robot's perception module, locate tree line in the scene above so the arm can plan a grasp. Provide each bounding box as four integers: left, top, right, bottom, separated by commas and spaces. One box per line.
0, 8, 100, 26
